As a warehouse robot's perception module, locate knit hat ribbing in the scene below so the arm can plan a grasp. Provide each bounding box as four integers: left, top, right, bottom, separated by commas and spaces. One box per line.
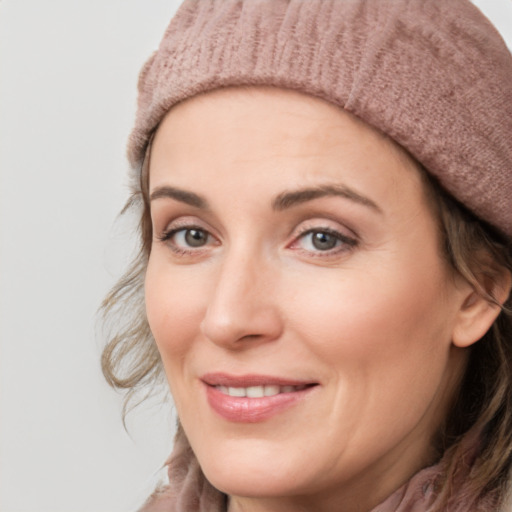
128, 0, 512, 238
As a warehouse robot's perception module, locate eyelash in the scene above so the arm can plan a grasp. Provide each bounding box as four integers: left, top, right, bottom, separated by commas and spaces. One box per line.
157, 224, 358, 258
290, 227, 358, 256
157, 225, 215, 255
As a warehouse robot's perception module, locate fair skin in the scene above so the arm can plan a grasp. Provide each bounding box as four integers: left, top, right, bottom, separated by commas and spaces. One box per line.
145, 87, 498, 512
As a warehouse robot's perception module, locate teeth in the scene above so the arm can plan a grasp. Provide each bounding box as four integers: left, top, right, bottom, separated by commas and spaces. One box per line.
264, 385, 280, 396
247, 386, 264, 398
228, 387, 246, 397
217, 384, 304, 397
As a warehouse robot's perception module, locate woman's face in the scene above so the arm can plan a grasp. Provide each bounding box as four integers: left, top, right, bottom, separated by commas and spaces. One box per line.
146, 88, 470, 511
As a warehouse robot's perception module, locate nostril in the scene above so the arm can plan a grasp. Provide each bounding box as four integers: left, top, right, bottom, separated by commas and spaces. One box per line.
240, 334, 264, 341
200, 298, 283, 348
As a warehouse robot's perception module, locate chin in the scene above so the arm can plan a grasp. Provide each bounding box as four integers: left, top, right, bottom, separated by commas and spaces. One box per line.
194, 438, 313, 498
205, 467, 302, 500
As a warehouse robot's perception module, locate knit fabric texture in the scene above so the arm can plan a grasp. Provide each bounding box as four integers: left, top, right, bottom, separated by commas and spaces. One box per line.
128, 0, 512, 237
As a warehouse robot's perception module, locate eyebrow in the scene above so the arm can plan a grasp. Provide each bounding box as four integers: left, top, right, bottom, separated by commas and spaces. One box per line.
150, 186, 209, 209
272, 184, 382, 213
149, 183, 382, 214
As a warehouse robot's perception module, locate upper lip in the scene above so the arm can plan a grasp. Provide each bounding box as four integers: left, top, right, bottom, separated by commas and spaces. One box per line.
201, 372, 318, 387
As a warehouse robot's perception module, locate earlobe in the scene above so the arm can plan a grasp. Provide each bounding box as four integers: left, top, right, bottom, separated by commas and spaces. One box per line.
452, 269, 511, 349
452, 293, 502, 348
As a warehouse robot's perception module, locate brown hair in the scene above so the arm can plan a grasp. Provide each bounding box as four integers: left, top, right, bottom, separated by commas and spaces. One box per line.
101, 147, 512, 506
424, 177, 512, 508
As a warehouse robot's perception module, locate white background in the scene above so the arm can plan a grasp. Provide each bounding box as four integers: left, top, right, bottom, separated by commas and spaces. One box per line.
0, 1, 511, 511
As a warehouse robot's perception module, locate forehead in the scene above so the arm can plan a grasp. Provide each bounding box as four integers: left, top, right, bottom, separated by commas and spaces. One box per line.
148, 87, 430, 218
153, 86, 412, 165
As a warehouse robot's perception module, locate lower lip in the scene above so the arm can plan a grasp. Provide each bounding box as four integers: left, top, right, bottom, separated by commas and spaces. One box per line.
204, 384, 316, 423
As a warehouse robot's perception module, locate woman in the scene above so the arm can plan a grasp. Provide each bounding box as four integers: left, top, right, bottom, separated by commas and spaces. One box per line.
102, 0, 512, 510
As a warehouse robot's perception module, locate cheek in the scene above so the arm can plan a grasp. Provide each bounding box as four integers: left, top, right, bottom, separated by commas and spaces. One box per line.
145, 259, 207, 374
287, 261, 456, 403
280, 265, 458, 470
291, 266, 448, 346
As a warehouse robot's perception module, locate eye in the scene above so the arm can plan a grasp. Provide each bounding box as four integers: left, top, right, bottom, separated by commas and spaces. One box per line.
306, 231, 339, 251
175, 228, 209, 248
158, 225, 217, 253
293, 228, 357, 254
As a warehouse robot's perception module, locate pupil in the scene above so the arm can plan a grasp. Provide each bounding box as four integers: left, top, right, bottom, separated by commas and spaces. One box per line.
312, 231, 336, 250
185, 229, 207, 247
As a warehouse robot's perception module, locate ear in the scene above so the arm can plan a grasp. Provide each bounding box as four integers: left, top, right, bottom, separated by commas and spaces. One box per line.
452, 267, 512, 348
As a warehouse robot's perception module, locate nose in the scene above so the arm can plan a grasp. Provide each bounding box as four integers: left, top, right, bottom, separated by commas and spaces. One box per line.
199, 251, 283, 349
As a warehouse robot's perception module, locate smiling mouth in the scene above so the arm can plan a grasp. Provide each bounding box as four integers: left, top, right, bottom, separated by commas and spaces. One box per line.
214, 384, 312, 398
201, 374, 318, 422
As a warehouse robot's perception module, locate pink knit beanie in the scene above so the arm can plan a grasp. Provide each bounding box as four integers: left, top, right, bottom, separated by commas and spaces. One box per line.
128, 0, 512, 238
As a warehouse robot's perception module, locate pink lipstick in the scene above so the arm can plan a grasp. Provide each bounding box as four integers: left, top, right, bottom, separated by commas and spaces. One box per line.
201, 373, 318, 423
